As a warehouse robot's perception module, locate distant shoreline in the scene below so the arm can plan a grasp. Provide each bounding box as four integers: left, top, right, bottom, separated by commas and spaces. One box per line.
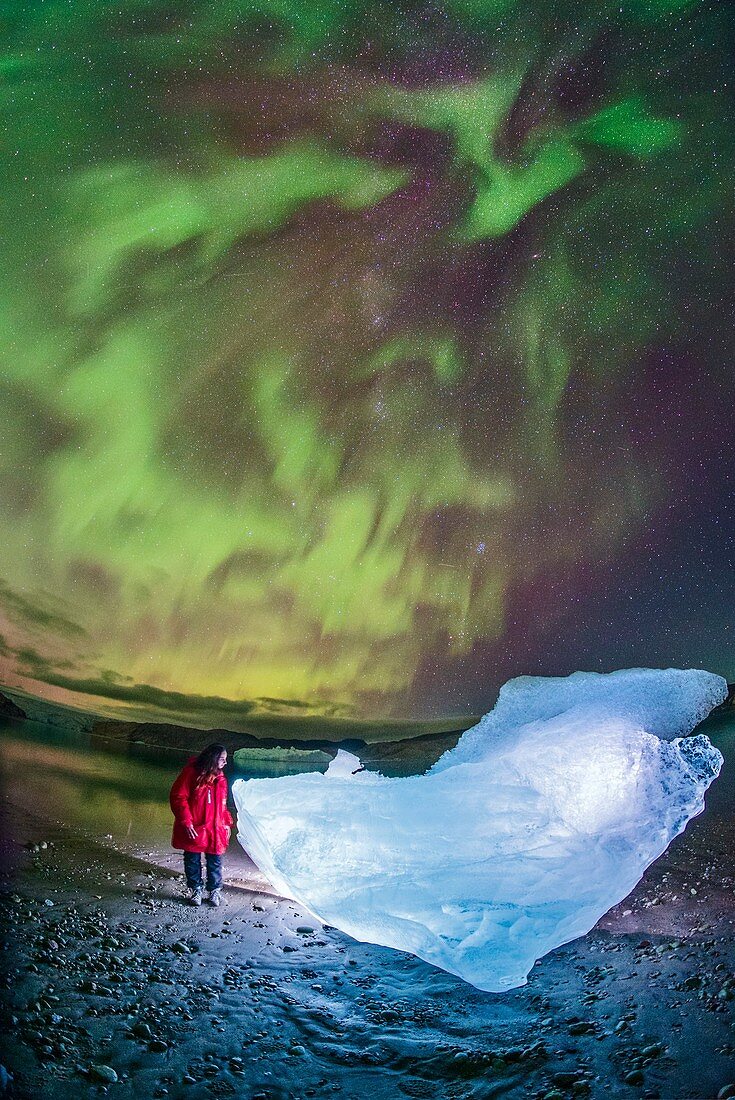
3, 678, 732, 778
0, 685, 476, 776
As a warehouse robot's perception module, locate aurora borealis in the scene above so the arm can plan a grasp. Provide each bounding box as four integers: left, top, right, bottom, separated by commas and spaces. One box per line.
0, 0, 733, 730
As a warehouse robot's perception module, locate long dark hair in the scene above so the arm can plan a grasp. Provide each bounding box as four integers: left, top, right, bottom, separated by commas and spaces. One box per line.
193, 743, 227, 785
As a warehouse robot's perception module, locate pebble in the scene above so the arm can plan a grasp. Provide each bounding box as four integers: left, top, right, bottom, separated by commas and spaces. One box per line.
7, 823, 735, 1100
568, 1021, 594, 1035
90, 1064, 118, 1084
553, 1073, 580, 1088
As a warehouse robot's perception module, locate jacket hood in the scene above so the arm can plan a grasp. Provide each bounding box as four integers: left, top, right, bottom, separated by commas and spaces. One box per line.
185, 756, 225, 780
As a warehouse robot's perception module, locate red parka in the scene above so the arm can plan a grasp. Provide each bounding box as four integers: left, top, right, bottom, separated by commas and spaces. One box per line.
169, 759, 234, 855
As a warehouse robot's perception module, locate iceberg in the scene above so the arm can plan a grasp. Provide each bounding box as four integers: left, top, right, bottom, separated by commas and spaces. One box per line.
232, 668, 726, 992
232, 746, 332, 774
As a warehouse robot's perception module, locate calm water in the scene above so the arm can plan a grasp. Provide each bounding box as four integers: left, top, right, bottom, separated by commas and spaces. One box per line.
0, 714, 328, 860
0, 716, 184, 852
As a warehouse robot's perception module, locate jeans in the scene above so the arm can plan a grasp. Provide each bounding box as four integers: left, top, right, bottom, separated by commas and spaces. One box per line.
184, 850, 222, 892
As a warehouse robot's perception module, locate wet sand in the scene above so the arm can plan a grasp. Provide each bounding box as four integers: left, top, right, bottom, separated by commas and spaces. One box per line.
1, 713, 735, 1099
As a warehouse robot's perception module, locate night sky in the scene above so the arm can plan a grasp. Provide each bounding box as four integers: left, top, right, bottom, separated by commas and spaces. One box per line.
0, 0, 733, 731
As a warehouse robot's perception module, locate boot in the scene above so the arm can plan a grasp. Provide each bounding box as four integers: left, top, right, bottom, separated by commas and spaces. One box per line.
189, 886, 203, 907
209, 887, 222, 907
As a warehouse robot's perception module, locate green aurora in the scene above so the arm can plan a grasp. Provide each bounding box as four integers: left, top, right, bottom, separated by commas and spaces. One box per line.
0, 0, 732, 727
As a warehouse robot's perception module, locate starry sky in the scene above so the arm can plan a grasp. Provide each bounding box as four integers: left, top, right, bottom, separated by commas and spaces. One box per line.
0, 0, 733, 732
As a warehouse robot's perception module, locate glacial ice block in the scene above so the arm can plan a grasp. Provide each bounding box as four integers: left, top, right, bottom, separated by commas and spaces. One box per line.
232, 668, 726, 992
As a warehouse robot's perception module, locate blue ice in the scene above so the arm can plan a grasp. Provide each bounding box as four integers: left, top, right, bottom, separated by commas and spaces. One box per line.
233, 668, 725, 991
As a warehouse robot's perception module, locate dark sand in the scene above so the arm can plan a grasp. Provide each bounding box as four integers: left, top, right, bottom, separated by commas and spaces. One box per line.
1, 712, 735, 1100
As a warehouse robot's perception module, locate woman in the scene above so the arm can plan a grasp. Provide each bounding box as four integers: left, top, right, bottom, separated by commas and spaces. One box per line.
169, 743, 233, 907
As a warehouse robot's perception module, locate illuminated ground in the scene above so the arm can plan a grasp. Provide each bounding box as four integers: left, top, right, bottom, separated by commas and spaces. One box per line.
1, 708, 735, 1098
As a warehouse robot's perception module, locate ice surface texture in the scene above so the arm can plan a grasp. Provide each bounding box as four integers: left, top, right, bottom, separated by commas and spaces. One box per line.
233, 669, 726, 992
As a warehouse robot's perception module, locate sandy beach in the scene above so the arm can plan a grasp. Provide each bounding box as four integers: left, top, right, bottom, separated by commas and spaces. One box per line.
2, 710, 735, 1100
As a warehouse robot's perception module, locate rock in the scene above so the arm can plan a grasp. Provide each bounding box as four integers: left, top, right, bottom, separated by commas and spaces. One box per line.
296, 926, 315, 935
149, 1040, 168, 1053
90, 1064, 118, 1084
717, 1087, 735, 1100
132, 1022, 152, 1040
624, 1070, 645, 1086
289, 1045, 306, 1056
553, 1073, 581, 1088
568, 1021, 594, 1035
0, 692, 27, 719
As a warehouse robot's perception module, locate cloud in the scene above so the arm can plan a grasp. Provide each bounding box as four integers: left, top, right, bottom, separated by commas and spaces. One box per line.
99, 668, 135, 685
6, 643, 355, 726
254, 696, 353, 718
14, 646, 75, 675
5, 650, 469, 740
21, 668, 258, 719
0, 579, 86, 640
